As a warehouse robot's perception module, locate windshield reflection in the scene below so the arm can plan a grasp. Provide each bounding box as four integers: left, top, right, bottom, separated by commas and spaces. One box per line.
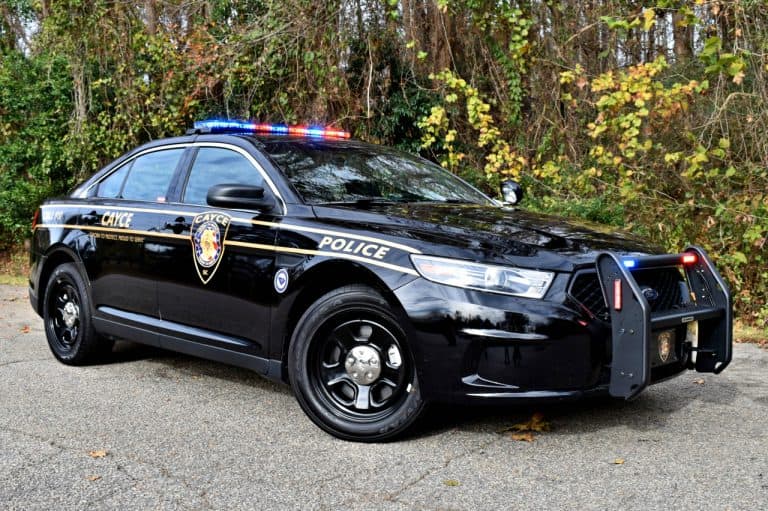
261, 140, 493, 206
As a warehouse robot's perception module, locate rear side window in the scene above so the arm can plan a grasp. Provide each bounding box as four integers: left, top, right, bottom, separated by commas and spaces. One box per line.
96, 164, 131, 198
182, 147, 264, 206
121, 149, 184, 202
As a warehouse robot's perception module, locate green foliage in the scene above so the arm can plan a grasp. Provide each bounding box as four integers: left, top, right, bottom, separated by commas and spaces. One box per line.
0, 51, 72, 247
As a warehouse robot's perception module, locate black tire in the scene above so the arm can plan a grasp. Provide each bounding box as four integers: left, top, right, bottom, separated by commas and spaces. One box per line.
42, 263, 112, 365
288, 285, 425, 442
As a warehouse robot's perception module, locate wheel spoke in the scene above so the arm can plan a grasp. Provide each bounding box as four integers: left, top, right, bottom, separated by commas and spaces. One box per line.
321, 342, 342, 369
354, 384, 371, 410
325, 370, 352, 388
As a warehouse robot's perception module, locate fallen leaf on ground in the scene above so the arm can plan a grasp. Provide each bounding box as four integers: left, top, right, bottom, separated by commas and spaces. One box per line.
511, 412, 551, 432
19, 325, 30, 334
693, 378, 705, 385
509, 431, 535, 442
87, 450, 108, 459
498, 412, 551, 441
87, 475, 101, 481
443, 479, 460, 487
613, 458, 625, 465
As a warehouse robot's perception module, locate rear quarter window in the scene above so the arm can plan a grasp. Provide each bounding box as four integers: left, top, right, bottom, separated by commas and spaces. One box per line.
120, 149, 184, 202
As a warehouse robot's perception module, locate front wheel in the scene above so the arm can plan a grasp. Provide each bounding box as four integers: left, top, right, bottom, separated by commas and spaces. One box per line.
288, 285, 425, 442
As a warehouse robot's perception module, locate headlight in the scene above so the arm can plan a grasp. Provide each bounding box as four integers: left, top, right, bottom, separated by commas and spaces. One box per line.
410, 255, 554, 299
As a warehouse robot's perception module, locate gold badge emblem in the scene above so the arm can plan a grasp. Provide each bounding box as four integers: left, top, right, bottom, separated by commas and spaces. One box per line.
658, 330, 672, 363
191, 212, 232, 284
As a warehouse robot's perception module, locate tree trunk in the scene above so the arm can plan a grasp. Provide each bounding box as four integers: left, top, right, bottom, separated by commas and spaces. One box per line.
672, 10, 692, 61
145, 0, 157, 36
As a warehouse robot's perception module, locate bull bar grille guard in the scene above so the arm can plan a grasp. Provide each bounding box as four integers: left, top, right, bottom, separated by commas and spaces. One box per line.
596, 246, 732, 400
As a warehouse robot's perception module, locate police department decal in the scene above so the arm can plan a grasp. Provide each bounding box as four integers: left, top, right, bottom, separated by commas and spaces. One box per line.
274, 268, 289, 294
191, 212, 232, 284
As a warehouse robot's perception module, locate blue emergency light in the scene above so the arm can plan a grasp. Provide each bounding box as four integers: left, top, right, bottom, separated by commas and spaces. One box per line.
192, 119, 350, 139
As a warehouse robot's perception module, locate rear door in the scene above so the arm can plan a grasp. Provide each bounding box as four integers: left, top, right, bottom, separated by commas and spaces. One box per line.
81, 146, 188, 320
154, 144, 279, 359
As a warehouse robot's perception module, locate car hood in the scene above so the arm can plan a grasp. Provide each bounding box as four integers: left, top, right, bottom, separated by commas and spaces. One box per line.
311, 203, 661, 271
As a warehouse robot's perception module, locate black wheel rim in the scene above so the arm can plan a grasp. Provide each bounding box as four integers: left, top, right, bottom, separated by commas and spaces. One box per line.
309, 317, 411, 421
47, 277, 81, 352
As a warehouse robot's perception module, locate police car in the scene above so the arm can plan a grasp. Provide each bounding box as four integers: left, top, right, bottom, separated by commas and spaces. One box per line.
29, 120, 733, 441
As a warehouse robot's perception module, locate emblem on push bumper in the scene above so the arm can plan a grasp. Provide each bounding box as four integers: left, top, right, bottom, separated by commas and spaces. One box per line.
191, 212, 232, 284
658, 330, 673, 363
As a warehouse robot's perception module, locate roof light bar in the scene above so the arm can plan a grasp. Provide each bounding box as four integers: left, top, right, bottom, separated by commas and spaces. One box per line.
192, 119, 351, 139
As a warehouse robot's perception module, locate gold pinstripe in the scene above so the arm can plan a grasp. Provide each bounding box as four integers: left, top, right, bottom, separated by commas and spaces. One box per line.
35, 223, 419, 276
36, 223, 189, 240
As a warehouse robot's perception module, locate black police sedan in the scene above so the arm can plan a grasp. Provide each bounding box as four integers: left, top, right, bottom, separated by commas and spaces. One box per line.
29, 120, 732, 441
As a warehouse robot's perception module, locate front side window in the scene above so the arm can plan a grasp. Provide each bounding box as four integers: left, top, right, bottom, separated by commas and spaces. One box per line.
120, 149, 184, 202
182, 147, 264, 206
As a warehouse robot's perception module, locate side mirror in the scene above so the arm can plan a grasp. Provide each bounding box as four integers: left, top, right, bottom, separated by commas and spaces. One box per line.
206, 184, 275, 212
500, 180, 524, 205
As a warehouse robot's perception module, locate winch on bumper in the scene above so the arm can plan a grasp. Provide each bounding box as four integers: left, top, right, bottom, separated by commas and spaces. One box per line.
394, 246, 732, 403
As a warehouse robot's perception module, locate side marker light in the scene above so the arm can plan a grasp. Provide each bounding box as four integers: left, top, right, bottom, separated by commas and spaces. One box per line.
614, 279, 622, 311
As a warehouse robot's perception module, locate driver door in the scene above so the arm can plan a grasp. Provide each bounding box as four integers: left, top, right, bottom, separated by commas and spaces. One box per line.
153, 145, 278, 360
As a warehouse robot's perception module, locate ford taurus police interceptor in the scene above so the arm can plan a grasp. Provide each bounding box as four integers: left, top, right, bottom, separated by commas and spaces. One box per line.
29, 120, 732, 441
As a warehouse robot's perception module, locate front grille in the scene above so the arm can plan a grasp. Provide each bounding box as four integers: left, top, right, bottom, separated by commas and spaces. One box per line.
569, 267, 685, 322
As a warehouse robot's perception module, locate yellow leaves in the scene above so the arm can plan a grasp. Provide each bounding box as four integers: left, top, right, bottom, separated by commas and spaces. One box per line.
511, 412, 552, 432
590, 123, 607, 138
591, 72, 615, 92
664, 152, 683, 163
421, 69, 525, 181
642, 9, 656, 32
501, 412, 551, 442
443, 479, 461, 487
612, 458, 626, 465
87, 475, 102, 482
87, 449, 108, 459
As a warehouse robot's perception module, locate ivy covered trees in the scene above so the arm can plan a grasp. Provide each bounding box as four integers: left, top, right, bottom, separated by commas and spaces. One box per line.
0, 0, 766, 324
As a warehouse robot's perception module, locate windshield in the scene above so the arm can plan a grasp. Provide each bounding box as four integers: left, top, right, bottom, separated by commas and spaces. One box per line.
260, 140, 494, 205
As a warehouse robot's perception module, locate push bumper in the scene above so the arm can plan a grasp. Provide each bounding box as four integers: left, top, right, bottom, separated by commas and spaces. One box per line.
596, 245, 732, 400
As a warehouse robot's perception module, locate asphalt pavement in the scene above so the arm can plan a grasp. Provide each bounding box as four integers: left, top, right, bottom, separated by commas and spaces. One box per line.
1, 284, 767, 510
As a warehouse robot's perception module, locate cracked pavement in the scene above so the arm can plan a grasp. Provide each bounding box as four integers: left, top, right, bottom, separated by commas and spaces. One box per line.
1, 284, 767, 510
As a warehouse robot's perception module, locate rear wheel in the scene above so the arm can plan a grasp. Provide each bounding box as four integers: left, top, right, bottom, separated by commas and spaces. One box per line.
289, 285, 425, 441
43, 263, 112, 365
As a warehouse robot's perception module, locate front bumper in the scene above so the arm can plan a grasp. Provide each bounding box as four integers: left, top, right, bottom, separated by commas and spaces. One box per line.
394, 247, 731, 404
394, 276, 615, 404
